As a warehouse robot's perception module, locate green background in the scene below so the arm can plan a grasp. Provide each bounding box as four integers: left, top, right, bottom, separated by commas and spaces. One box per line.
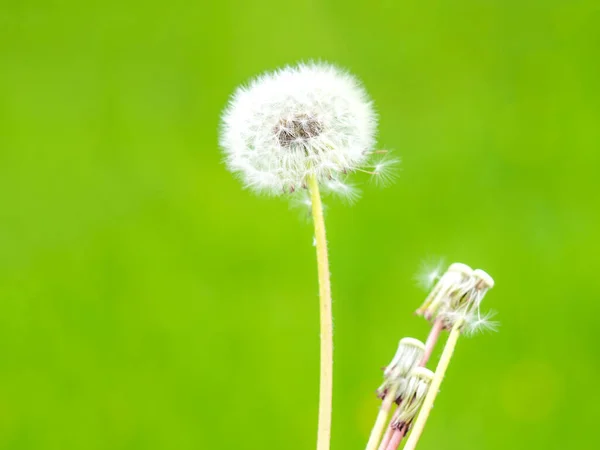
1, 1, 598, 449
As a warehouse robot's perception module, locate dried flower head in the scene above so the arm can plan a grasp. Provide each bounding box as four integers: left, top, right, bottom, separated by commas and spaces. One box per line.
378, 337, 425, 400
391, 367, 434, 428
417, 263, 497, 335
416, 263, 474, 319
220, 62, 396, 199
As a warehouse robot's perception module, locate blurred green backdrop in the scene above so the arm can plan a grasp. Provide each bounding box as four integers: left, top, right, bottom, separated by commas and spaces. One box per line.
1, 1, 599, 449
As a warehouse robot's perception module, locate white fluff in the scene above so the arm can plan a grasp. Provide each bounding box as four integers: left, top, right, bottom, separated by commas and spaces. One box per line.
219, 62, 379, 197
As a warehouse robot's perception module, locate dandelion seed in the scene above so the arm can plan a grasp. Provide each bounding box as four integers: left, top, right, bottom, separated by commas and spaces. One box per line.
289, 190, 314, 220
462, 310, 499, 336
370, 155, 400, 186
323, 179, 362, 204
415, 258, 445, 291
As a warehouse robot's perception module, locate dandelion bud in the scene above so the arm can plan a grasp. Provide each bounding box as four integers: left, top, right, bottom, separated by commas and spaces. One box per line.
220, 62, 395, 200
391, 367, 434, 428
378, 338, 425, 400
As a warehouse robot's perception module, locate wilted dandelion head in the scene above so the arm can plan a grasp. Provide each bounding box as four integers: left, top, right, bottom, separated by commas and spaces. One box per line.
220, 62, 391, 199
416, 263, 497, 335
378, 337, 425, 399
392, 367, 434, 427
384, 337, 425, 379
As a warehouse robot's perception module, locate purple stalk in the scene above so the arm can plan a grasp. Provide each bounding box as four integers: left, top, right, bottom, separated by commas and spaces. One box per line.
384, 424, 407, 450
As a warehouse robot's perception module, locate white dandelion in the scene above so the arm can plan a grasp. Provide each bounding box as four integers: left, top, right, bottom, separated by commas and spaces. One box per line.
220, 62, 394, 199
219, 63, 397, 450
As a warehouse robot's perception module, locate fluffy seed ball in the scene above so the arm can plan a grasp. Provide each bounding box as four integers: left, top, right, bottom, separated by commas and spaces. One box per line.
219, 62, 378, 196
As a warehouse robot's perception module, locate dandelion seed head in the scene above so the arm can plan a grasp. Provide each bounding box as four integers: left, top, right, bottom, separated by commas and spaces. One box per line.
392, 367, 434, 426
417, 262, 498, 335
220, 62, 378, 196
378, 337, 425, 399
384, 337, 425, 380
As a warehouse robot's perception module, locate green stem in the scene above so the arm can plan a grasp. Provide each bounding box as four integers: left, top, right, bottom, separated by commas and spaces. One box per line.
308, 175, 333, 450
402, 320, 462, 450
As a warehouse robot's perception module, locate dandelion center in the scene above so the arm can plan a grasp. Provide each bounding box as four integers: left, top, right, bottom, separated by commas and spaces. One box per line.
276, 114, 324, 148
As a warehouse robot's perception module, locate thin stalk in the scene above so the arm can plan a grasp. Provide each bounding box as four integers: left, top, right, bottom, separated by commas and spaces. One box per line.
384, 423, 407, 450
402, 320, 463, 450
365, 385, 399, 450
308, 175, 333, 450
421, 318, 444, 365
377, 424, 395, 450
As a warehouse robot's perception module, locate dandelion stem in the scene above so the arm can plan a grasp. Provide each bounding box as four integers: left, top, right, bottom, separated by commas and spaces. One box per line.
421, 318, 444, 365
377, 425, 394, 450
365, 385, 399, 450
384, 423, 407, 450
402, 320, 463, 450
308, 175, 333, 450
